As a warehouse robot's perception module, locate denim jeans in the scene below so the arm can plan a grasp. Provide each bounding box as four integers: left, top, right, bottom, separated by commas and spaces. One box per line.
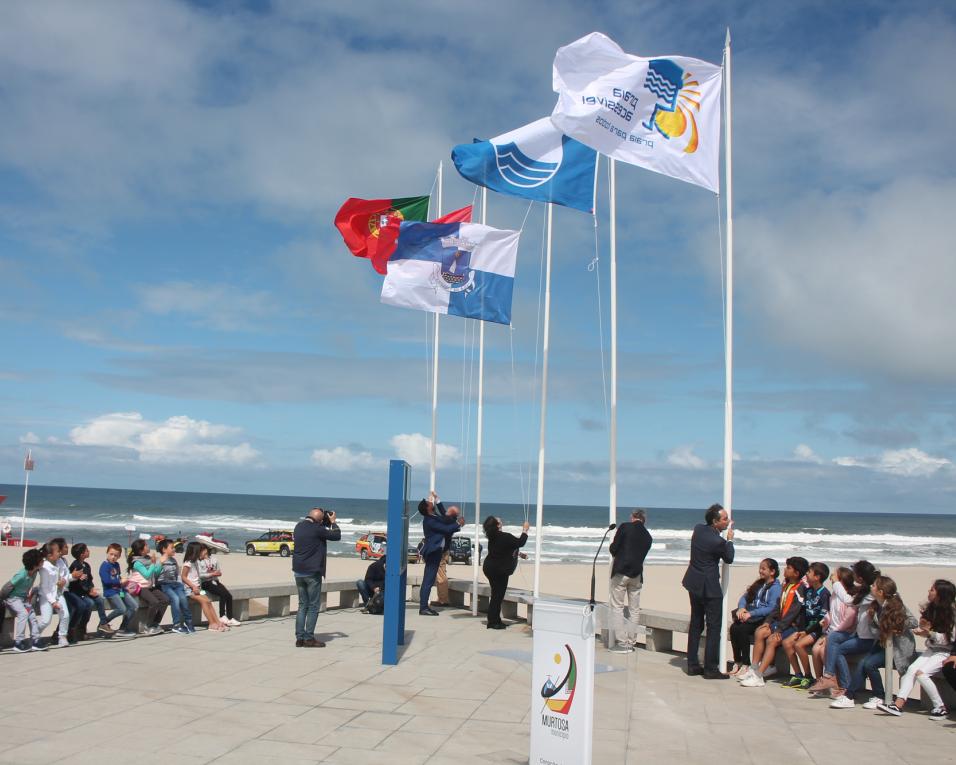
294, 573, 323, 640
160, 582, 193, 627
833, 636, 875, 689
848, 643, 886, 699
106, 592, 138, 630
356, 579, 372, 606
823, 630, 853, 675
64, 591, 91, 631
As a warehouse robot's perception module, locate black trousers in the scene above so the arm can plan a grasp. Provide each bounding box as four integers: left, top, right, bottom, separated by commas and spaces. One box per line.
483, 561, 511, 627
687, 592, 723, 671
729, 619, 762, 665
202, 579, 234, 619
943, 660, 956, 691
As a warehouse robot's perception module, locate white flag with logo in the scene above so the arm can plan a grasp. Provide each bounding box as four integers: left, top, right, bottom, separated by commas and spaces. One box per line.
551, 32, 722, 193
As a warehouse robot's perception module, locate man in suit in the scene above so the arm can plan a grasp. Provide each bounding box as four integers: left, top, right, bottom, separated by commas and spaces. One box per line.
682, 503, 735, 678
418, 491, 464, 615
608, 508, 653, 654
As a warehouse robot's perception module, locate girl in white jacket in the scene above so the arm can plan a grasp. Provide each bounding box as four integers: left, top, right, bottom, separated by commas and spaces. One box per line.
35, 542, 70, 647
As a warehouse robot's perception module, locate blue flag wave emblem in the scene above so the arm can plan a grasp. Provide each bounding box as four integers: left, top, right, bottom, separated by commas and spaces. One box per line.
494, 141, 562, 188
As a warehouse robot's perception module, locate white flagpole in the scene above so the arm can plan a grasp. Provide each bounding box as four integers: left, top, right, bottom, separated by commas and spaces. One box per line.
719, 28, 735, 671
20, 450, 33, 546
533, 204, 553, 598
430, 162, 443, 493
472, 188, 488, 615
609, 158, 618, 529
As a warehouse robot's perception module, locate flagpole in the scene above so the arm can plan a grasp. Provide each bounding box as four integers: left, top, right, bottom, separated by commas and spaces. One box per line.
430, 162, 443, 493
472, 187, 487, 615
533, 204, 553, 598
719, 28, 735, 671
20, 450, 32, 546
609, 158, 618, 529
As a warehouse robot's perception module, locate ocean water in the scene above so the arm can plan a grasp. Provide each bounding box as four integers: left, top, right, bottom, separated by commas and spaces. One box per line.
1, 484, 955, 567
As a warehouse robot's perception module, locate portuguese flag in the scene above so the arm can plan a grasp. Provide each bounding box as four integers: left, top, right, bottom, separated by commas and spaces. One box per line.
335, 196, 430, 274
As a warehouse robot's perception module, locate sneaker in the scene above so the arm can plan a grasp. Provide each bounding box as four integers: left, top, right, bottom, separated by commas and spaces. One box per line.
861, 696, 882, 710
30, 641, 46, 652
877, 702, 902, 717
796, 677, 813, 691
117, 630, 138, 639
784, 675, 804, 688
11, 642, 29, 653
740, 674, 765, 688
57, 637, 69, 648
145, 626, 163, 636
829, 695, 855, 709
171, 624, 189, 635
609, 645, 635, 654
736, 668, 754, 683
96, 623, 116, 636
929, 706, 948, 721
761, 666, 778, 680
227, 618, 241, 627
186, 625, 196, 634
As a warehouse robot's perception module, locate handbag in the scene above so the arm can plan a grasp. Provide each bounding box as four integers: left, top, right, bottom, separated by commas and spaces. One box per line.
124, 580, 142, 596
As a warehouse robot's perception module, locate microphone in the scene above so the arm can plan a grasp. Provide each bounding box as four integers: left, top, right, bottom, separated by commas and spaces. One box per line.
589, 523, 617, 611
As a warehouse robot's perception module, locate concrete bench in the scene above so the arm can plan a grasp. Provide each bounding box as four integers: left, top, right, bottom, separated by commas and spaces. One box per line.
186, 579, 366, 625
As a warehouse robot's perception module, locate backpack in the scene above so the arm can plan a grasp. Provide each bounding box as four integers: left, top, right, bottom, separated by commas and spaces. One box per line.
366, 591, 384, 615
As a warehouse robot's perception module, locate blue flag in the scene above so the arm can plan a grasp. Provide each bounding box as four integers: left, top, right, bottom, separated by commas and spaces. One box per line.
451, 117, 597, 213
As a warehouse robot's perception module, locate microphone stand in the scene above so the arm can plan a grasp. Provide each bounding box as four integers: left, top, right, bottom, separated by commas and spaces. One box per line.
589, 523, 616, 611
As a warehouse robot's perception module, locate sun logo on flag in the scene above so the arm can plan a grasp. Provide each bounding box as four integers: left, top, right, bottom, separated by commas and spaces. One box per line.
367, 209, 406, 239
540, 644, 577, 715
642, 58, 703, 154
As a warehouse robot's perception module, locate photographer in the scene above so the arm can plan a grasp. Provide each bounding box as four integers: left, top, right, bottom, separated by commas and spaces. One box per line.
292, 507, 341, 647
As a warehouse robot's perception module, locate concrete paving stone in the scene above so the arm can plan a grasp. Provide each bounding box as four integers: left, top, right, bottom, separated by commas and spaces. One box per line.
220, 738, 338, 761
376, 730, 447, 757
323, 746, 428, 765
398, 715, 466, 735
259, 721, 331, 745
332, 725, 392, 749
321, 695, 401, 713
211, 753, 321, 765
394, 694, 482, 718
274, 689, 340, 706
0, 724, 47, 747
168, 732, 243, 759
346, 710, 413, 731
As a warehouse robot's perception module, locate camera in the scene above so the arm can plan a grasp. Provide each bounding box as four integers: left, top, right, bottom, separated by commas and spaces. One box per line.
321, 510, 334, 526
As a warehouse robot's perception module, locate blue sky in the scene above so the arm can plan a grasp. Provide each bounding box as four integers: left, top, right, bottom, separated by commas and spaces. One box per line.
1, 0, 955, 513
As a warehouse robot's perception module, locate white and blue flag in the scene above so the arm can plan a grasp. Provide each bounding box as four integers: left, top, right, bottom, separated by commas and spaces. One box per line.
451, 117, 597, 213
381, 221, 520, 325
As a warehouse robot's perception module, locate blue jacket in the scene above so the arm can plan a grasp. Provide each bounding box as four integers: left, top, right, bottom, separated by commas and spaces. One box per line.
421, 511, 461, 557
736, 579, 782, 621
681, 524, 734, 598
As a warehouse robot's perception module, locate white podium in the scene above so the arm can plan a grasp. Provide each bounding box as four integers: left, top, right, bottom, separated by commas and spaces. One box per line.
530, 599, 596, 765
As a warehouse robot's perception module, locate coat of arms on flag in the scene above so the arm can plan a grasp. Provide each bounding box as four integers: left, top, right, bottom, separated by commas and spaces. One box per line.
381, 221, 520, 325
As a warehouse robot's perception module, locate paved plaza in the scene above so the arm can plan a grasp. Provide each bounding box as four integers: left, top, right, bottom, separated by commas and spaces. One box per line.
0, 606, 953, 764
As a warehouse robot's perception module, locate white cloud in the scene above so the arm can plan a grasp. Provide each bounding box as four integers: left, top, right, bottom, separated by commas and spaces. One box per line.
137, 281, 276, 331
390, 433, 461, 470
19, 432, 40, 444
69, 411, 259, 466
793, 444, 823, 464
311, 446, 378, 472
666, 446, 706, 470
833, 448, 951, 477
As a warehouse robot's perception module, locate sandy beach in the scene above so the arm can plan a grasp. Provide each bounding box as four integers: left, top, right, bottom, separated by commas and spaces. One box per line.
2, 544, 949, 628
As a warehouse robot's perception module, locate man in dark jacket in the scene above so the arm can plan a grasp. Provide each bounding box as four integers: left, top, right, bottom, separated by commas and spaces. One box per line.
608, 508, 653, 653
681, 503, 735, 678
292, 507, 341, 647
418, 491, 463, 615
357, 555, 386, 608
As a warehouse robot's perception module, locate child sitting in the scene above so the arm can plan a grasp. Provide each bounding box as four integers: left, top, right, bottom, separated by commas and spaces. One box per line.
181, 542, 227, 632
67, 542, 115, 639
739, 556, 809, 687
878, 579, 955, 720
198, 545, 240, 627
127, 539, 170, 635
0, 548, 45, 652
100, 543, 138, 637
156, 539, 193, 634
35, 541, 70, 648
728, 558, 781, 677
782, 561, 830, 689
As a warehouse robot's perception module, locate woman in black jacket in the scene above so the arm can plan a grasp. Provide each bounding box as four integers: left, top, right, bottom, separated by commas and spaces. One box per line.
482, 516, 530, 629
